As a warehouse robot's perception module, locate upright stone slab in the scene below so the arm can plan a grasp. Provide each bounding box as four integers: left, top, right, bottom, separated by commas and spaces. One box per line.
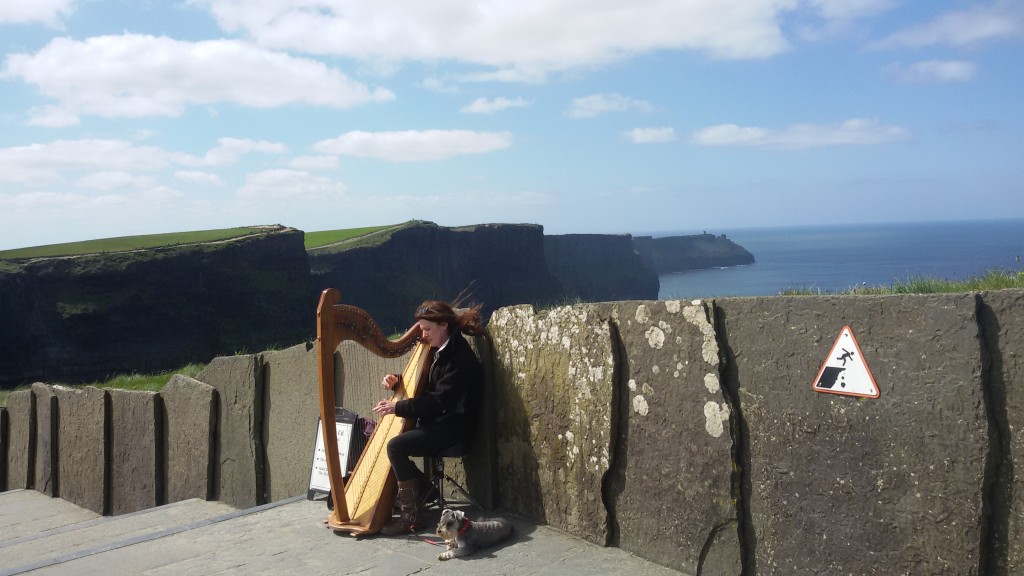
197, 354, 263, 509
32, 383, 57, 496
54, 385, 108, 514
718, 294, 987, 575
597, 300, 740, 575
109, 389, 160, 515
4, 390, 34, 490
263, 343, 319, 502
163, 374, 216, 503
979, 288, 1024, 574
488, 304, 615, 545
1, 406, 7, 491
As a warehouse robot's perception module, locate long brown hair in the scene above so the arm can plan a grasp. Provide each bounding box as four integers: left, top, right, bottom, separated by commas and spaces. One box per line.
414, 299, 484, 336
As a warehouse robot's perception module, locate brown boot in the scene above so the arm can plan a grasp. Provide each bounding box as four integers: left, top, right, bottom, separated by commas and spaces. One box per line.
380, 479, 423, 536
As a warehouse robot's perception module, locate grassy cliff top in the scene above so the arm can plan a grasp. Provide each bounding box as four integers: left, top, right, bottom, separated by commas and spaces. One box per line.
303, 221, 427, 253
0, 225, 280, 260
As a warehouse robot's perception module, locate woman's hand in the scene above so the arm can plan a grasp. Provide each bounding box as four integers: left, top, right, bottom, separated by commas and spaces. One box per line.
372, 400, 396, 416
382, 373, 400, 391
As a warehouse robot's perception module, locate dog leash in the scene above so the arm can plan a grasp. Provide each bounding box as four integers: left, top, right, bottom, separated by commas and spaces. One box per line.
408, 527, 446, 547
407, 516, 471, 547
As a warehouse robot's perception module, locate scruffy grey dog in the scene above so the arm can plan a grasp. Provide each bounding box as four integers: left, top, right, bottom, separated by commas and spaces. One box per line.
436, 508, 514, 560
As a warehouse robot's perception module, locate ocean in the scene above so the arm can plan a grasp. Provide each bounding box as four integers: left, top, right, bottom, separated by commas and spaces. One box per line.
654, 219, 1024, 299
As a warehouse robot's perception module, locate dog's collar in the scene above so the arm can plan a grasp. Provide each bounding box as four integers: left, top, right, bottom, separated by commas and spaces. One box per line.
457, 517, 472, 537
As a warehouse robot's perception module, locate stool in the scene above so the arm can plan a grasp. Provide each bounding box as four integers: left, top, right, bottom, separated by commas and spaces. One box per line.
424, 443, 479, 510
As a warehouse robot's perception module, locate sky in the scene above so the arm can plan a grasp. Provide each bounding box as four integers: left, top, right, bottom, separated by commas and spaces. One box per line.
1, 0, 1022, 250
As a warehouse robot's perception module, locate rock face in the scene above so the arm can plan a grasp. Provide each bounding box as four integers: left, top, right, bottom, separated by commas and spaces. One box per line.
488, 300, 739, 573
53, 385, 108, 514
0, 227, 312, 387
544, 234, 659, 302
309, 222, 569, 335
262, 343, 319, 502
108, 389, 160, 515
0, 221, 752, 388
488, 304, 616, 544
598, 299, 739, 575
633, 232, 754, 273
196, 354, 264, 509
4, 390, 34, 490
979, 289, 1024, 574
162, 374, 216, 503
717, 294, 987, 575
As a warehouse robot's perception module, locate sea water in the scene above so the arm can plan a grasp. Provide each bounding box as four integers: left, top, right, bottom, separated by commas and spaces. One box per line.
654, 219, 1024, 299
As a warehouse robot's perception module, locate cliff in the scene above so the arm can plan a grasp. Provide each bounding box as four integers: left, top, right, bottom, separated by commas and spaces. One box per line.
544, 234, 659, 302
308, 222, 570, 334
0, 226, 311, 386
633, 232, 754, 273
0, 221, 751, 387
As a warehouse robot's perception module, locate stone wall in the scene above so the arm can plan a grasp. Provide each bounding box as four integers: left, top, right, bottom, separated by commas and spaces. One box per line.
485, 290, 1022, 574
718, 294, 987, 575
3, 289, 1023, 576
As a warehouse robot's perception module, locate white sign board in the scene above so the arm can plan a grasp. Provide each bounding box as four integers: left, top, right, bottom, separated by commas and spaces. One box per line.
812, 325, 880, 399
308, 416, 355, 495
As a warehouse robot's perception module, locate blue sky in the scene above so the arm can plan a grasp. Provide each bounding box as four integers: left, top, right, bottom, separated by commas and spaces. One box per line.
1, 0, 1022, 250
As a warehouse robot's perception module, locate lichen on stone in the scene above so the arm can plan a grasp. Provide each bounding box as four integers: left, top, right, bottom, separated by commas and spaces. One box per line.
703, 401, 730, 437
635, 304, 651, 324
645, 326, 665, 349
704, 372, 720, 393
632, 394, 650, 416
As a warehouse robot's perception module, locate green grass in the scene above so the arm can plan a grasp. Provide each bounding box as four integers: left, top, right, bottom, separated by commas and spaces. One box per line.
779, 266, 1024, 296
0, 227, 267, 260
0, 364, 206, 406
303, 225, 392, 249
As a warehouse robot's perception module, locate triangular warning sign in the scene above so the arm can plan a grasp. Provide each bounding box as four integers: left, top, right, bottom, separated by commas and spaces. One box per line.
812, 325, 879, 398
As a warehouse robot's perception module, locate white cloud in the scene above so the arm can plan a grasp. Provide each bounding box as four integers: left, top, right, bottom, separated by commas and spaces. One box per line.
197, 0, 797, 79
624, 127, 676, 144
421, 76, 461, 94
568, 93, 654, 118
174, 171, 225, 186
0, 0, 72, 26
76, 171, 158, 190
873, 1, 1024, 48
0, 187, 186, 249
236, 169, 347, 201
692, 118, 909, 149
194, 137, 287, 166
313, 130, 513, 162
1, 34, 395, 123
0, 137, 287, 187
0, 139, 180, 185
26, 105, 80, 127
885, 60, 977, 83
460, 97, 532, 114
289, 155, 340, 170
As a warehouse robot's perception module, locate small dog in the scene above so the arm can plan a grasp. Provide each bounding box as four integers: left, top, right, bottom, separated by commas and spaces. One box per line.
435, 508, 513, 560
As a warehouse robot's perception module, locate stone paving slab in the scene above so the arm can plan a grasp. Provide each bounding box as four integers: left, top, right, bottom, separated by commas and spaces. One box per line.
0, 490, 99, 543
0, 493, 234, 567
1, 496, 689, 576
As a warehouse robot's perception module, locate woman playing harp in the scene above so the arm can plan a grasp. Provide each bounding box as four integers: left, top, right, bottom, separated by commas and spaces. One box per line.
371, 299, 484, 535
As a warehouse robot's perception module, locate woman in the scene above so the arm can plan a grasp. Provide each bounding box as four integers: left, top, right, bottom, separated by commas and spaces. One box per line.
371, 299, 484, 535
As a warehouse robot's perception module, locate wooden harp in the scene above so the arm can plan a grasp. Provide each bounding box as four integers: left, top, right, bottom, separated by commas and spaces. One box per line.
316, 288, 430, 535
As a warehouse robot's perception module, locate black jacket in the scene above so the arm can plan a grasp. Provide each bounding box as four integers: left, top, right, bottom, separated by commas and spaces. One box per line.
394, 331, 481, 431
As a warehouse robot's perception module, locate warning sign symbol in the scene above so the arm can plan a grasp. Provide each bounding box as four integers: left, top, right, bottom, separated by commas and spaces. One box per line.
812, 325, 879, 398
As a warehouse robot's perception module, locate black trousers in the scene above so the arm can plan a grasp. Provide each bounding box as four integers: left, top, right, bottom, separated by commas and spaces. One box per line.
386, 421, 464, 482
